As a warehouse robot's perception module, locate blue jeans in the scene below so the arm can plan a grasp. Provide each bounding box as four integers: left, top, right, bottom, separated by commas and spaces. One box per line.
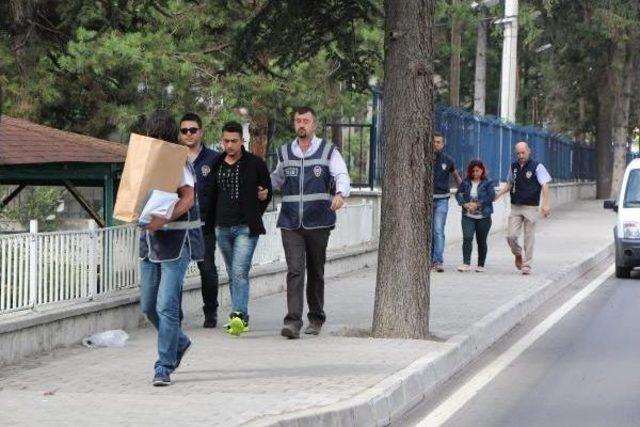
431, 197, 450, 264
140, 244, 191, 371
215, 225, 259, 319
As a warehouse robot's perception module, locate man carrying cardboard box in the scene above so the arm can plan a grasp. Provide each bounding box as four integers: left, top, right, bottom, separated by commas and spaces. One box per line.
137, 110, 205, 387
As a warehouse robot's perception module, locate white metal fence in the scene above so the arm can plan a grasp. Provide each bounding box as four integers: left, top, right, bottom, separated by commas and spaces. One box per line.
0, 202, 375, 316
0, 232, 33, 313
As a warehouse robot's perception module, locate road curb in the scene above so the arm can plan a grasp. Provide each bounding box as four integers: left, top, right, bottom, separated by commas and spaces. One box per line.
250, 243, 613, 427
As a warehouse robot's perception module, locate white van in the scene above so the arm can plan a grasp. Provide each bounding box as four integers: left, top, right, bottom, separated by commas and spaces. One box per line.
604, 158, 640, 278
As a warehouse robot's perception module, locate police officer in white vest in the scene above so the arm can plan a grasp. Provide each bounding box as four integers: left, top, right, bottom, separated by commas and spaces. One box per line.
496, 141, 552, 275
270, 106, 351, 339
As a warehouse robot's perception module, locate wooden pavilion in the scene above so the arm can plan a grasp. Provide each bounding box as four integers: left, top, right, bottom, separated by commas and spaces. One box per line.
0, 116, 127, 227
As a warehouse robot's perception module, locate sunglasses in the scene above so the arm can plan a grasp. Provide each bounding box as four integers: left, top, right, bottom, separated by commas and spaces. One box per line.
180, 127, 200, 135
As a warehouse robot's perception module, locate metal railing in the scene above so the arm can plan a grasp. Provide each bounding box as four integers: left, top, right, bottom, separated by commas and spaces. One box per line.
352, 93, 597, 187
435, 105, 596, 182
322, 123, 374, 188
1, 202, 376, 316
98, 225, 139, 294
37, 229, 95, 306
0, 232, 33, 313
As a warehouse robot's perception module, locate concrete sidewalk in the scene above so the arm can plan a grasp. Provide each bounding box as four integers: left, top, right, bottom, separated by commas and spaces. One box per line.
0, 200, 613, 426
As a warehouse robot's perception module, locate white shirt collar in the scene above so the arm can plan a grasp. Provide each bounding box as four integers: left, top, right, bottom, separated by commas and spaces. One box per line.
291, 135, 322, 157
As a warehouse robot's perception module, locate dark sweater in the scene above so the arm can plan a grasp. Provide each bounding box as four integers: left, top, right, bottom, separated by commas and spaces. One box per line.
204, 146, 272, 236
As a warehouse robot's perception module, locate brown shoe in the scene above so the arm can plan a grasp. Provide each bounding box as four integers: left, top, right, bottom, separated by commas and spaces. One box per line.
304, 322, 323, 335
515, 255, 523, 270
280, 324, 300, 339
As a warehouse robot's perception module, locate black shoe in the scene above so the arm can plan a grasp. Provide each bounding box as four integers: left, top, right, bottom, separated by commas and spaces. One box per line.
175, 339, 191, 370
203, 312, 217, 328
304, 322, 322, 335
153, 366, 171, 386
281, 324, 300, 339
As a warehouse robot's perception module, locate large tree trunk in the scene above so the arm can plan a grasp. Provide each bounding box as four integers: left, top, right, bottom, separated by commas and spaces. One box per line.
610, 43, 636, 198
372, 0, 434, 339
473, 10, 488, 116
9, 0, 38, 115
575, 96, 586, 140
596, 67, 614, 199
449, 0, 461, 107
249, 113, 269, 160
328, 80, 344, 151
9, 0, 36, 76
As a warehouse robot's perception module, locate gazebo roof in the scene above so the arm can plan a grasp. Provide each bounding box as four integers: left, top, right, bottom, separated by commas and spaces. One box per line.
0, 115, 127, 165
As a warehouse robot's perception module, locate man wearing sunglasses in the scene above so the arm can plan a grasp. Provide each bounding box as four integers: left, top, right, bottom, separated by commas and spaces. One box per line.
179, 113, 220, 328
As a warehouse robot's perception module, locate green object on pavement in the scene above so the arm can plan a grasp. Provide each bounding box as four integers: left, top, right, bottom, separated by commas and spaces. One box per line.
226, 315, 248, 336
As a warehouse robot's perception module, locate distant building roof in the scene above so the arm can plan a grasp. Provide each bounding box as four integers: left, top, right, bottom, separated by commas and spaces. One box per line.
0, 115, 127, 166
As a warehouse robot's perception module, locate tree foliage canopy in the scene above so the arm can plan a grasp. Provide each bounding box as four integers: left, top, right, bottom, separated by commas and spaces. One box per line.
1, 0, 383, 140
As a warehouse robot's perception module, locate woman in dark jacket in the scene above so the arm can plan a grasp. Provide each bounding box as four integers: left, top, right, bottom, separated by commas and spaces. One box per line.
455, 160, 496, 272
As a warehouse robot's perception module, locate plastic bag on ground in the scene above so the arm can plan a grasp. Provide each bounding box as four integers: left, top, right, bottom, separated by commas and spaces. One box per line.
82, 330, 129, 348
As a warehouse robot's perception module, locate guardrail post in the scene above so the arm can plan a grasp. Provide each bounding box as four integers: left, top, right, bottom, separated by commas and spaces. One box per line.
88, 220, 98, 299
29, 220, 38, 310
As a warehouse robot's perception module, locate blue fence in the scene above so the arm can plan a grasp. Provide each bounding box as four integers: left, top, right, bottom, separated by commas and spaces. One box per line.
265, 98, 597, 190
434, 105, 596, 183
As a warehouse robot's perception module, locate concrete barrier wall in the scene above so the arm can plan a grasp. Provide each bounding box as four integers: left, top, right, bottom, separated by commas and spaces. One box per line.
0, 182, 594, 367
0, 245, 377, 367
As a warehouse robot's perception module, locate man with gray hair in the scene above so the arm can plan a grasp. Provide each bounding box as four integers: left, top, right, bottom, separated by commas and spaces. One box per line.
496, 141, 551, 275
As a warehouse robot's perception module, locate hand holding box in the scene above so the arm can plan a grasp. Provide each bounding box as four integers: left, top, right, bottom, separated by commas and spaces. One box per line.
113, 133, 188, 222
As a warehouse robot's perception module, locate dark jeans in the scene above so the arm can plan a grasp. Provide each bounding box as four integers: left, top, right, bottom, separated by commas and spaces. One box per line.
198, 232, 219, 316
462, 216, 492, 267
281, 228, 331, 329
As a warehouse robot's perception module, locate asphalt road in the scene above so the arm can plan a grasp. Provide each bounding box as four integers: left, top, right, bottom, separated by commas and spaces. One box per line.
406, 268, 640, 427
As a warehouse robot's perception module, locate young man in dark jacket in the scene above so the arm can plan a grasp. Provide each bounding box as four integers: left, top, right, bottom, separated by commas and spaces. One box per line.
204, 121, 272, 336
179, 113, 220, 328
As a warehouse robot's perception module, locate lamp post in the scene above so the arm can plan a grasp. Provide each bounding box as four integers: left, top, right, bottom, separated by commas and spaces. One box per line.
471, 0, 499, 115
496, 0, 519, 122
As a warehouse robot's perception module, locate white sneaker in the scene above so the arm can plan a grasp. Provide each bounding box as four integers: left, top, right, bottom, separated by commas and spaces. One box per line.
457, 264, 472, 272
475, 266, 485, 272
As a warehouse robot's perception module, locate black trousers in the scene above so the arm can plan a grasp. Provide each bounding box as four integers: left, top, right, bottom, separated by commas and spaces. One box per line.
461, 216, 492, 267
281, 228, 331, 329
198, 232, 219, 315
